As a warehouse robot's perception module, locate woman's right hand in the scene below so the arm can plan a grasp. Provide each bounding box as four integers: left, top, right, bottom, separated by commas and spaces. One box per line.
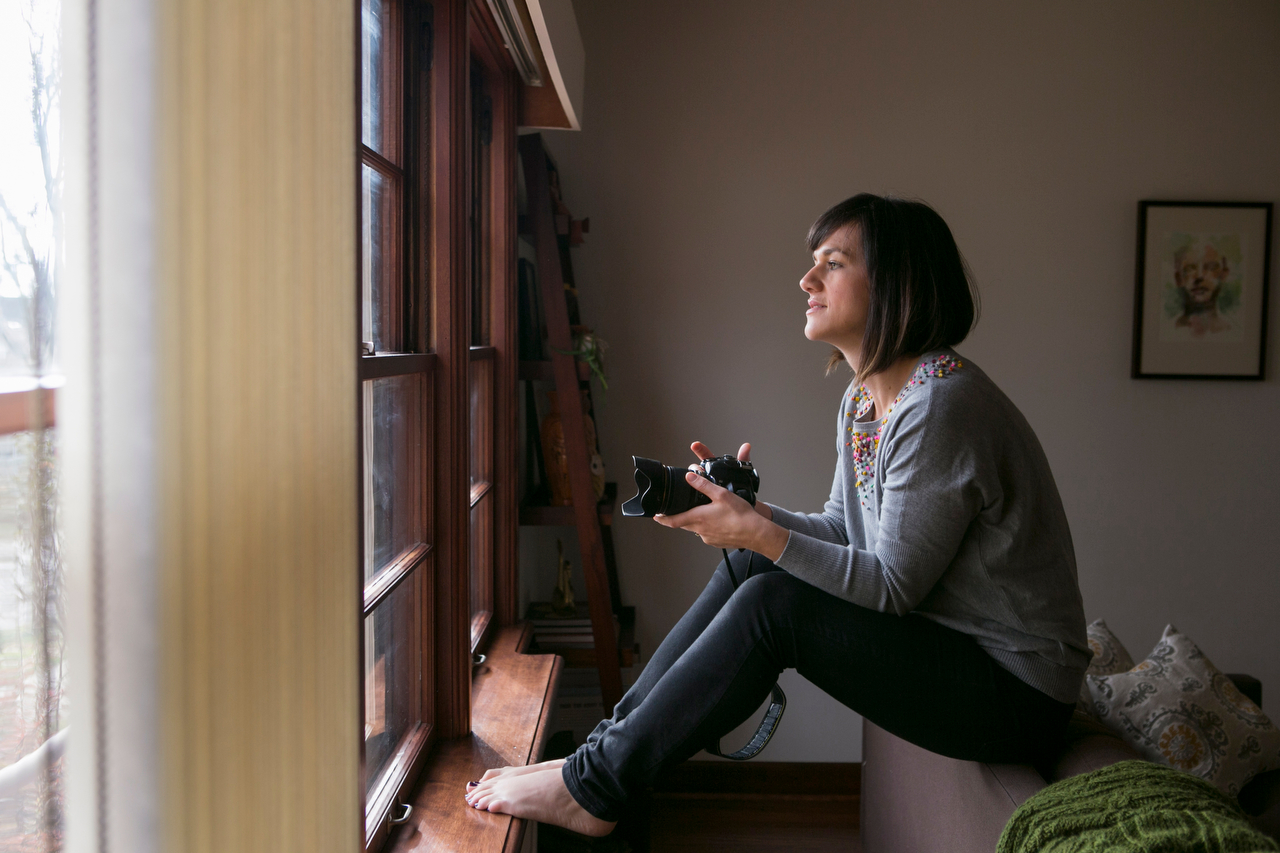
689, 441, 772, 520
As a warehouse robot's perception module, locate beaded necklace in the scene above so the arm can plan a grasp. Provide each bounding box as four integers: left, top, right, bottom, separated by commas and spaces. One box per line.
846, 354, 963, 507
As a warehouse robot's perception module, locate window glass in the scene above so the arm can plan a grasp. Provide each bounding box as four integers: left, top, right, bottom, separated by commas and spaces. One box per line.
363, 374, 424, 583
361, 164, 399, 354
468, 358, 492, 491
0, 0, 60, 379
360, 0, 398, 161
468, 498, 491, 647
0, 1, 66, 847
467, 354, 493, 641
364, 575, 420, 795
468, 60, 491, 347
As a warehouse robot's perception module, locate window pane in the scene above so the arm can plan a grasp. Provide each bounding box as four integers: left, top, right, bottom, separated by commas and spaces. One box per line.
364, 375, 423, 582
468, 356, 493, 641
364, 573, 420, 795
469, 496, 492, 646
469, 61, 491, 347
0, 0, 60, 379
469, 358, 492, 490
360, 0, 399, 161
361, 164, 400, 353
0, 430, 66, 845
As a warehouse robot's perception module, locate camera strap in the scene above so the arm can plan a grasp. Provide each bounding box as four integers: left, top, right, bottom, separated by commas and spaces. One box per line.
706, 681, 787, 761
708, 547, 786, 761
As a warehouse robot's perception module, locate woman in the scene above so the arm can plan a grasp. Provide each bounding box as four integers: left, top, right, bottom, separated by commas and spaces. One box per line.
464, 194, 1090, 836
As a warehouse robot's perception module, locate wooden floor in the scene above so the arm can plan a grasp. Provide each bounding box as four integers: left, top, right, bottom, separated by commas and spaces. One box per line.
535, 759, 863, 852
648, 794, 861, 853
645, 761, 861, 853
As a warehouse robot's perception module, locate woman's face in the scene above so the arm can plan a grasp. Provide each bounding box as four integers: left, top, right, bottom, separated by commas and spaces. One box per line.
799, 224, 870, 353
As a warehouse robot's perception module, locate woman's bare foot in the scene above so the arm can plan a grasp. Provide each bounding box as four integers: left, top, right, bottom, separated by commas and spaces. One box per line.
476, 757, 565, 783
464, 765, 614, 837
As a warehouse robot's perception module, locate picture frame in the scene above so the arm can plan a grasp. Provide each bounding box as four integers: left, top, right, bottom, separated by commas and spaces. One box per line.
1131, 200, 1272, 380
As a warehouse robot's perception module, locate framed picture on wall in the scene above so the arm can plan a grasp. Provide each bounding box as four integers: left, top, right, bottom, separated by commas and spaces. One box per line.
1132, 200, 1273, 379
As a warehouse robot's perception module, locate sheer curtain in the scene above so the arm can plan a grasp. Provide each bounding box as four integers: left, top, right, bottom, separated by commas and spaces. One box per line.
0, 0, 66, 849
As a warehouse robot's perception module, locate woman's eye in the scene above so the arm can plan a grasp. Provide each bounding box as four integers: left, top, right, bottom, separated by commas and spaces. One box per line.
827, 261, 841, 270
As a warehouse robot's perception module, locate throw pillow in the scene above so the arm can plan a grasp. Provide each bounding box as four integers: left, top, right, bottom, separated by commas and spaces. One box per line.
1079, 618, 1136, 709
1086, 624, 1280, 797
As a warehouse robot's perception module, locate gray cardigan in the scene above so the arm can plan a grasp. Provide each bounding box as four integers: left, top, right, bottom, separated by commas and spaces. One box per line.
767, 349, 1090, 704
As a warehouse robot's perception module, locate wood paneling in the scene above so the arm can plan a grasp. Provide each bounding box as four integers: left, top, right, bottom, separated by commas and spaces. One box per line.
432, 0, 475, 740
156, 0, 359, 850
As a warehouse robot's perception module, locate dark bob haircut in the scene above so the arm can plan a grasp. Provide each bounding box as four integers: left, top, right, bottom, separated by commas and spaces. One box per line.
807, 194, 978, 380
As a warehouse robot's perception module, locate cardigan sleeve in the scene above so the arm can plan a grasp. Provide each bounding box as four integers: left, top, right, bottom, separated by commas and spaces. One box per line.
773, 391, 985, 615
763, 462, 848, 546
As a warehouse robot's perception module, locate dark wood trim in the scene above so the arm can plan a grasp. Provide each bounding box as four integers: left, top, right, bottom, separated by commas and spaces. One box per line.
469, 0, 521, 629
365, 721, 436, 853
518, 359, 589, 382
493, 74, 521, 624
469, 609, 493, 653
652, 762, 862, 798
467, 344, 496, 360
354, 0, 369, 835
359, 352, 435, 379
363, 542, 432, 616
361, 143, 406, 180
469, 480, 493, 507
0, 387, 56, 435
431, 0, 473, 739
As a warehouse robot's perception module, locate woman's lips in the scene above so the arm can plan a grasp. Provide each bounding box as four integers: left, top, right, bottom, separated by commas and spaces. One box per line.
806, 301, 825, 315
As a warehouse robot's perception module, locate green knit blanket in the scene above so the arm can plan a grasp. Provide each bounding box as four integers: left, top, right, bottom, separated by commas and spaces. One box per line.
997, 760, 1278, 853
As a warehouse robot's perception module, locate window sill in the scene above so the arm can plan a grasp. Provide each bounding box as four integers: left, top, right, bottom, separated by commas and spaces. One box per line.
387, 623, 562, 853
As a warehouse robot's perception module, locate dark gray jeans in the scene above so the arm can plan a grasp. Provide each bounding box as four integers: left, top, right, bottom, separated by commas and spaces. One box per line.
561, 550, 1075, 821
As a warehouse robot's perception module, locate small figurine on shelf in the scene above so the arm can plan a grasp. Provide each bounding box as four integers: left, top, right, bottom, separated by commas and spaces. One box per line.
552, 539, 576, 617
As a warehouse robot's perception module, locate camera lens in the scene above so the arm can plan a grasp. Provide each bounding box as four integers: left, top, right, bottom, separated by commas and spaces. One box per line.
622, 456, 710, 517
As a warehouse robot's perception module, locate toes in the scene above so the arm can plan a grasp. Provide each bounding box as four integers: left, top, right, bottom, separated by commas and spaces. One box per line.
480, 768, 503, 782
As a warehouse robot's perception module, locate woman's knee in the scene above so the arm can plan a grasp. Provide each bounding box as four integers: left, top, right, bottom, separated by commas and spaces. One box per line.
728, 570, 809, 618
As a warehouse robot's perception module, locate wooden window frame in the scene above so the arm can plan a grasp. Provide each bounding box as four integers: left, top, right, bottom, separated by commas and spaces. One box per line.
358, 1, 439, 848
465, 3, 518, 656
358, 0, 520, 849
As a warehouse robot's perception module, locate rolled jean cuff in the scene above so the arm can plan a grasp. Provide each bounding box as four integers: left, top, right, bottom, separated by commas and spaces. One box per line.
561, 754, 620, 822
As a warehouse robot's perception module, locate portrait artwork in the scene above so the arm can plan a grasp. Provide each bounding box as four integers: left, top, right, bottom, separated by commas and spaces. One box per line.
1158, 232, 1244, 343
1132, 202, 1272, 379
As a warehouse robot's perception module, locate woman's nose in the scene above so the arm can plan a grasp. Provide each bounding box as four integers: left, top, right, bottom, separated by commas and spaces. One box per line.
799, 267, 820, 292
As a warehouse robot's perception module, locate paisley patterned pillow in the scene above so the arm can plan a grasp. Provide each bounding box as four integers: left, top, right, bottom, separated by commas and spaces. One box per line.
1078, 619, 1136, 709
1086, 624, 1280, 796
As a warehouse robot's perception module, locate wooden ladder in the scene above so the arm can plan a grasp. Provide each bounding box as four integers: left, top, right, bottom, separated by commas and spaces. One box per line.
518, 133, 624, 712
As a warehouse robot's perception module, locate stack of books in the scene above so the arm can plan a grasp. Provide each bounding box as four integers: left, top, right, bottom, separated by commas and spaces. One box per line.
526, 602, 617, 652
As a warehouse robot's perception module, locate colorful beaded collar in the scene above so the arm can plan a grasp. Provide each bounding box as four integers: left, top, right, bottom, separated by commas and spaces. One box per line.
845, 354, 963, 507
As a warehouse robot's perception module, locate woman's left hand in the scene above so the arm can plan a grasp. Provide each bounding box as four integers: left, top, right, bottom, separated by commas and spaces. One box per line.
654, 470, 788, 560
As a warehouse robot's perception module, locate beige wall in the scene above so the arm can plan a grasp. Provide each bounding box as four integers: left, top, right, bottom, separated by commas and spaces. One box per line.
537, 0, 1280, 761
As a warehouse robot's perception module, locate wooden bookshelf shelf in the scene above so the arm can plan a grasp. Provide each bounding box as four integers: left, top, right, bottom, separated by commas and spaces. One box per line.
518, 359, 590, 382
515, 134, 628, 710
519, 481, 618, 527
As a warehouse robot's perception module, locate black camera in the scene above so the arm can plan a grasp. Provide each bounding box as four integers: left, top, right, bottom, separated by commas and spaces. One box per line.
621, 455, 759, 518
